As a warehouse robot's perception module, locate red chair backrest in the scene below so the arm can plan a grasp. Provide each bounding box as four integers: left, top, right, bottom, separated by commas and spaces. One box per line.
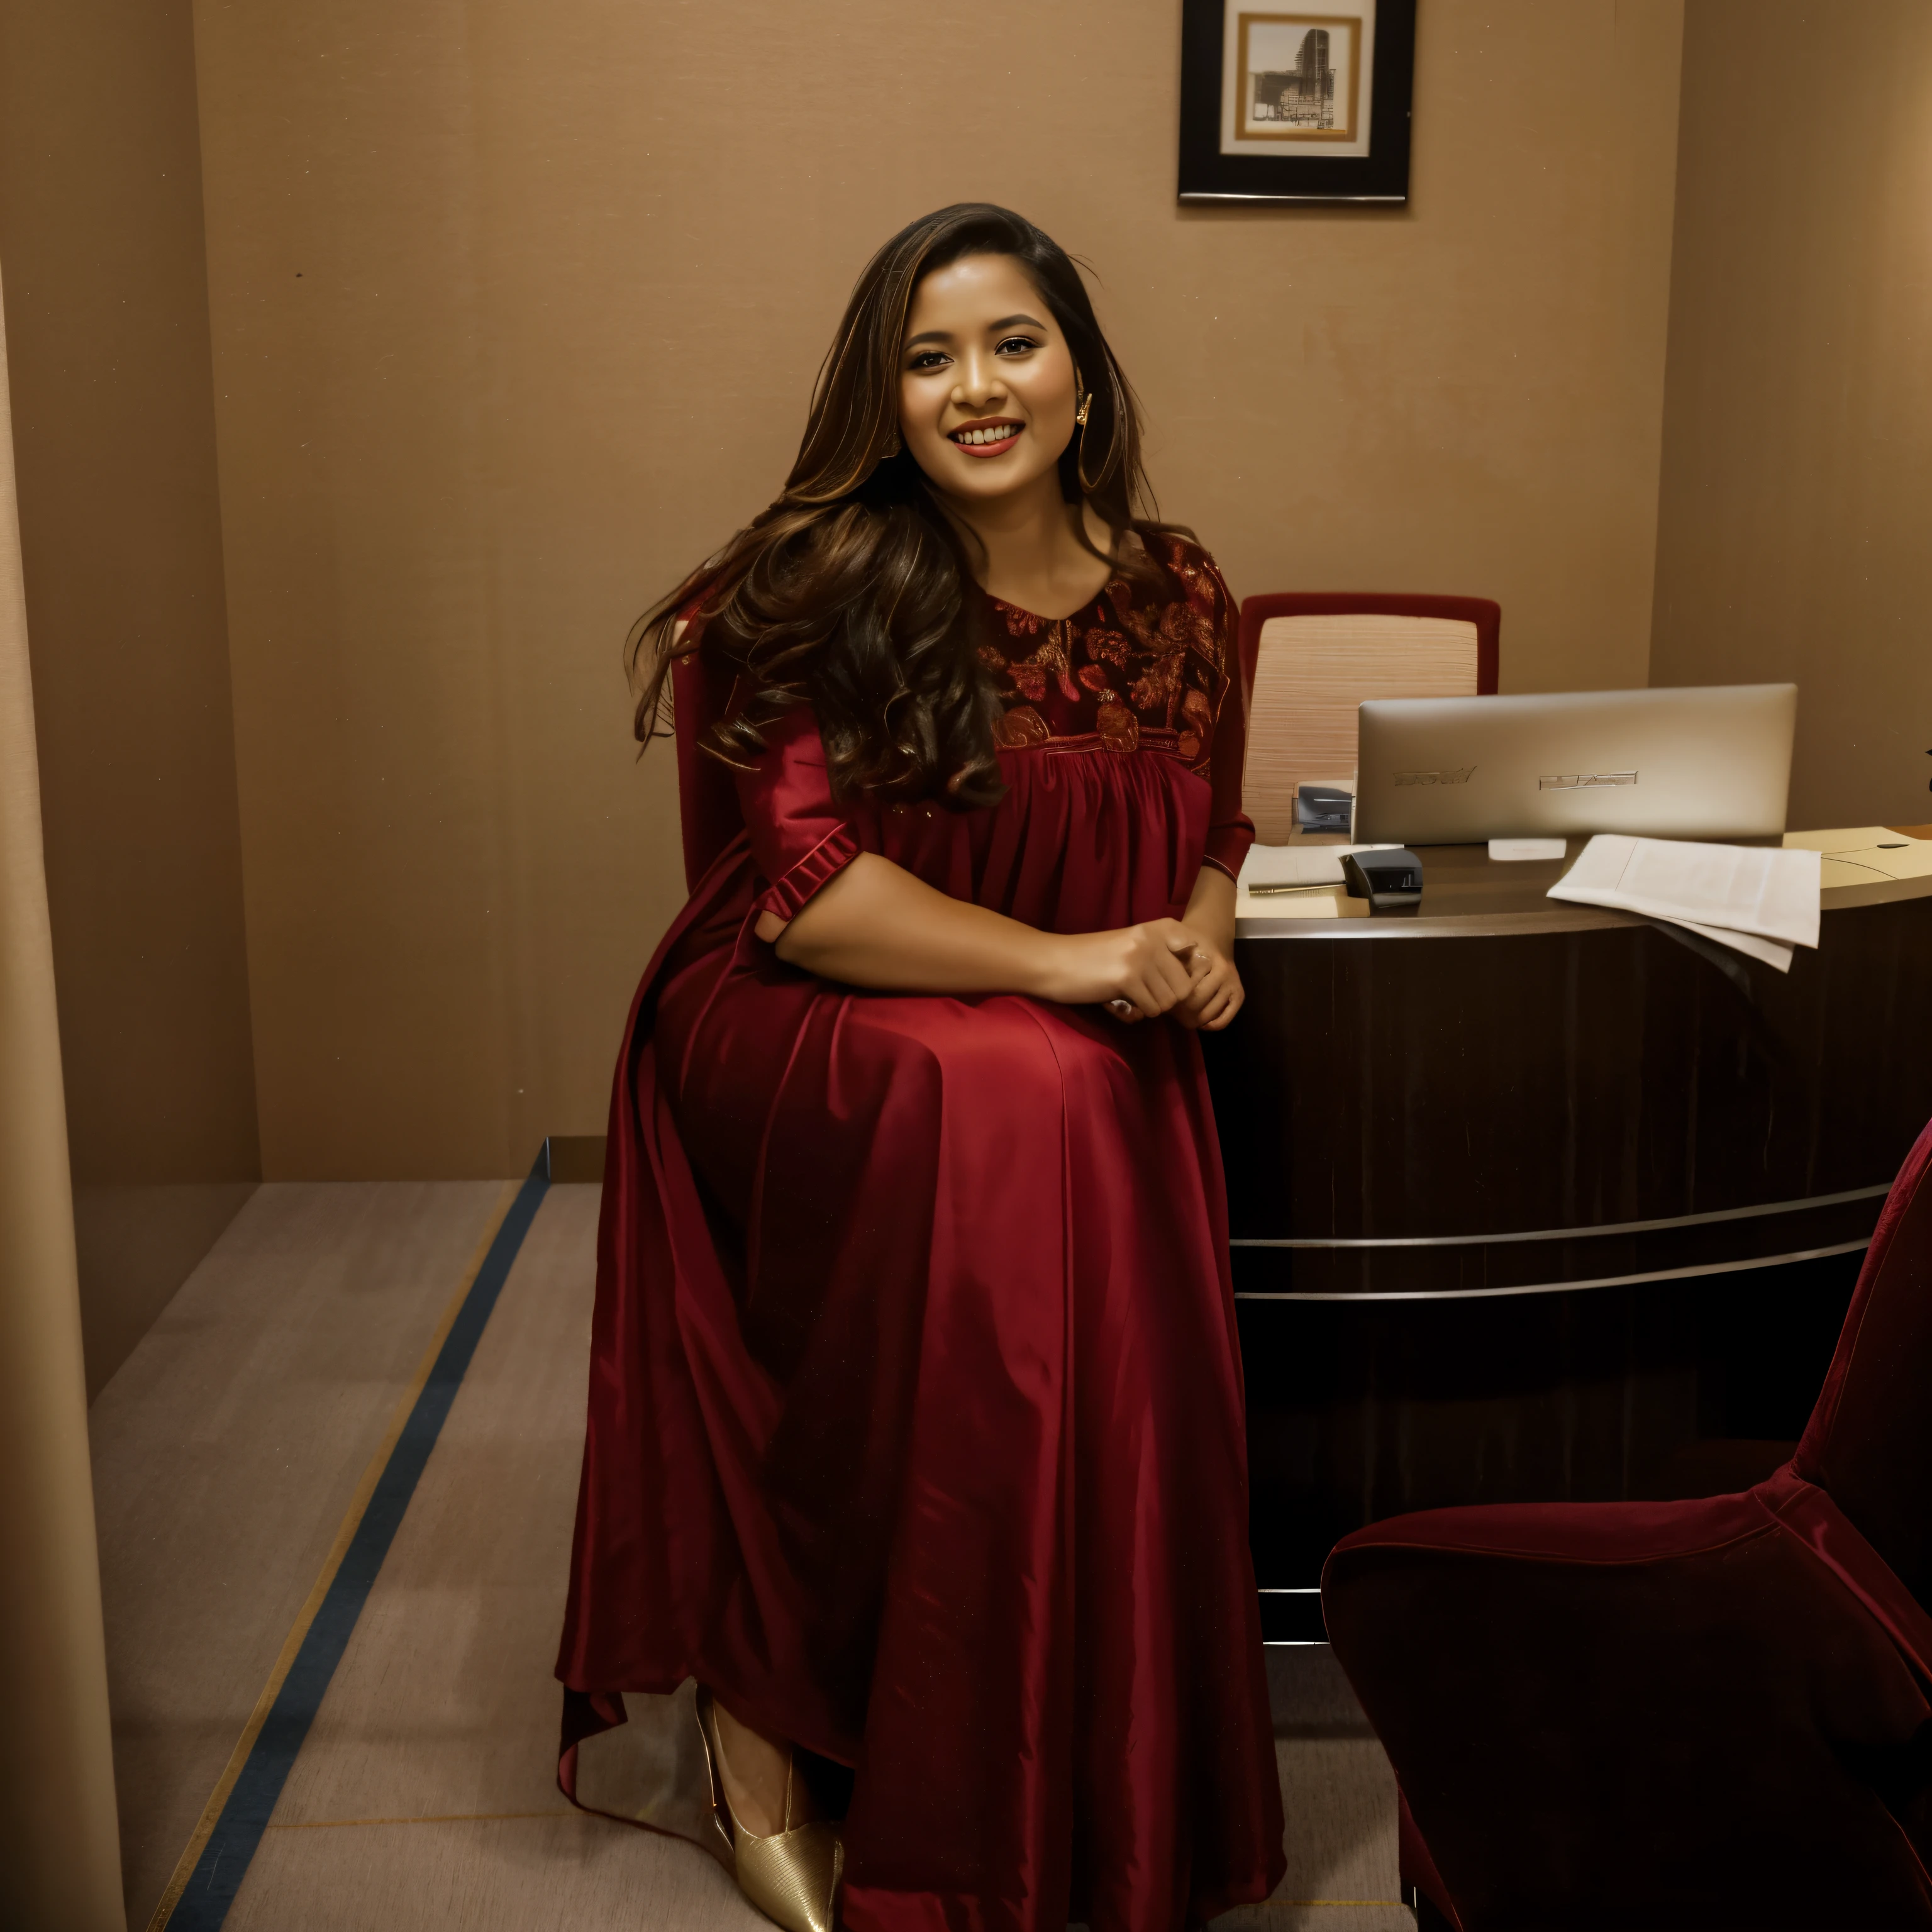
1235, 594, 1500, 845
670, 634, 745, 896
1235, 592, 1501, 709
1795, 1115, 1932, 1609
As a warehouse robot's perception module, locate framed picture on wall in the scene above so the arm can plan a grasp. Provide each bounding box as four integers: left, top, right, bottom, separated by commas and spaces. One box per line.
1178, 0, 1416, 205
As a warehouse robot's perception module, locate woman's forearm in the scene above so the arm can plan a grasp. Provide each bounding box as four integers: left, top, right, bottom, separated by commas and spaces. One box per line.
761, 852, 1216, 1018
1184, 864, 1237, 958
765, 852, 1067, 996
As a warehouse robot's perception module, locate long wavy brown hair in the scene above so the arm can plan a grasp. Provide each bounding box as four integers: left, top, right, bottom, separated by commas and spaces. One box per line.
628, 203, 1186, 809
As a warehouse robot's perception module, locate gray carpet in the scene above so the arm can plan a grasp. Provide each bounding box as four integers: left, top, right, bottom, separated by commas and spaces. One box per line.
94, 1180, 1407, 1930
91, 1179, 516, 1927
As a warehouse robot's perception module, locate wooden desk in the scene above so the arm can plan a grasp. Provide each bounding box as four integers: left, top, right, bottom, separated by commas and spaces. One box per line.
1203, 838, 1932, 1631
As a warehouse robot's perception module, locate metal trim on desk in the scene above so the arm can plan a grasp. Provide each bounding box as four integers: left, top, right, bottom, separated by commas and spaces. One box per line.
1233, 1238, 1871, 1302
1257, 1587, 1328, 1645
1229, 1182, 1893, 1251
1236, 904, 1635, 941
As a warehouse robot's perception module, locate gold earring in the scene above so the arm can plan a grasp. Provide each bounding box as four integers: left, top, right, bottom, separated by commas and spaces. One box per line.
1075, 392, 1092, 428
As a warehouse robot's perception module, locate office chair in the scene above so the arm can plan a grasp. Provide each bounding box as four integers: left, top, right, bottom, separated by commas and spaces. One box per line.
1321, 1114, 1932, 1929
1237, 592, 1499, 844
669, 626, 745, 892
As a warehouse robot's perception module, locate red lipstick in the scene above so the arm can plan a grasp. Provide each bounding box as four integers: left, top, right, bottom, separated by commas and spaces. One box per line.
948, 417, 1024, 458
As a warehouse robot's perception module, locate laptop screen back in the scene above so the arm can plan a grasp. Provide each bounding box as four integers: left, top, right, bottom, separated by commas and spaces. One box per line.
1352, 684, 1797, 845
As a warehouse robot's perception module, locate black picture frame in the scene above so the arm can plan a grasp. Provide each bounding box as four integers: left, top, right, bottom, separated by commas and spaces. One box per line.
1178, 0, 1416, 206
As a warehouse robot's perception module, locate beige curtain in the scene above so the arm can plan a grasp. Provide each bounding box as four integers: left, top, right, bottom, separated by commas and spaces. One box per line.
0, 260, 127, 1926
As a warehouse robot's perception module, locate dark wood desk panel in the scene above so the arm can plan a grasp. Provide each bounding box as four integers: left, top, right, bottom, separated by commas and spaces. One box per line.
1206, 843, 1932, 1618
1208, 845, 1932, 1294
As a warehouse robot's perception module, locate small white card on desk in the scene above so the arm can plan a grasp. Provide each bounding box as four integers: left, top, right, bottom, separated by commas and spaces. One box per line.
1489, 838, 1567, 862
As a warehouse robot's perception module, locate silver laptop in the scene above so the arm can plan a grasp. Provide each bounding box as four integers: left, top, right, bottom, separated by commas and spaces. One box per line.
1352, 684, 1797, 845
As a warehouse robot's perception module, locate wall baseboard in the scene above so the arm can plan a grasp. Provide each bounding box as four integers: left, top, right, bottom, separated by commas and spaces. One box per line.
543, 1135, 608, 1184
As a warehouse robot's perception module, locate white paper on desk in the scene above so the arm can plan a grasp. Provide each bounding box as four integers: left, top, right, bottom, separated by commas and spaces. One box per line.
1240, 843, 1401, 890
1548, 835, 1821, 949
1654, 915, 1794, 973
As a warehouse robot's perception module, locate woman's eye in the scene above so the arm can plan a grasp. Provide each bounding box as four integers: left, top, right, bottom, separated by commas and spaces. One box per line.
996, 336, 1040, 357
908, 350, 950, 372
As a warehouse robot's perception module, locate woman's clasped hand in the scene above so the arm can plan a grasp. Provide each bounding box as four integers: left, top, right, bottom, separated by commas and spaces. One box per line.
1041, 917, 1244, 1030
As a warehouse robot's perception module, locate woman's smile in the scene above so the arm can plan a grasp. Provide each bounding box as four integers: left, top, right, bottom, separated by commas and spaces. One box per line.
948, 416, 1024, 456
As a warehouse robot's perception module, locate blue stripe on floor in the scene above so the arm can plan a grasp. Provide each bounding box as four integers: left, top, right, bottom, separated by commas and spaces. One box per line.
166, 1152, 553, 1930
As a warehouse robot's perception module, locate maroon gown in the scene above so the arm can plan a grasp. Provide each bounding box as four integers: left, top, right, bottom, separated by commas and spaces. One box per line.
557, 531, 1286, 1931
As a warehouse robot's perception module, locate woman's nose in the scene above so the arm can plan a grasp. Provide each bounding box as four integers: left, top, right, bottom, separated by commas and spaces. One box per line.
950, 351, 1007, 409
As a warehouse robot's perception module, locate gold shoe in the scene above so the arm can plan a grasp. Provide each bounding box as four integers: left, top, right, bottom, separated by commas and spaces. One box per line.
694, 1686, 844, 1932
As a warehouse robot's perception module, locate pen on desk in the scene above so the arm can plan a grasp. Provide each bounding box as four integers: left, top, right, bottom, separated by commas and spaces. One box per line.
1247, 881, 1340, 896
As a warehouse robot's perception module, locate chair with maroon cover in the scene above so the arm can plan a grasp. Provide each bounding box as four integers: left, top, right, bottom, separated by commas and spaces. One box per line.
1236, 592, 1499, 845
1322, 1117, 1932, 1929
670, 638, 743, 892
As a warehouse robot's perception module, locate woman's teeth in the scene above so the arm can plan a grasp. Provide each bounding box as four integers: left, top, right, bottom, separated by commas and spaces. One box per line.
952, 425, 1019, 445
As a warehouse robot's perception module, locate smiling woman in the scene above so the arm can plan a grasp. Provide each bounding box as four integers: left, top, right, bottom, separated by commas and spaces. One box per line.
556, 204, 1284, 1932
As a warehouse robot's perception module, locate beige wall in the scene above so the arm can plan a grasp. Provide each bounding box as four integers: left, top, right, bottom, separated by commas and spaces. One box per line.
0, 0, 260, 1391
1652, 0, 1932, 830
0, 255, 127, 1932
189, 0, 1686, 1179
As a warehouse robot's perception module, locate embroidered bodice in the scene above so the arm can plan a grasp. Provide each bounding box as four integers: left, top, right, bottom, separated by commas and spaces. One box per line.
981, 530, 1236, 780
669, 530, 1255, 930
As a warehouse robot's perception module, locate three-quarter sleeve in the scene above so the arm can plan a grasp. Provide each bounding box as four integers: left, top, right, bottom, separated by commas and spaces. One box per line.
1197, 557, 1256, 883
731, 704, 865, 921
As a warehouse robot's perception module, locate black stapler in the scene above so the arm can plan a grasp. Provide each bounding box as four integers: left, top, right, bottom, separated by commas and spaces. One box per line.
1342, 848, 1424, 911
1293, 783, 1354, 834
